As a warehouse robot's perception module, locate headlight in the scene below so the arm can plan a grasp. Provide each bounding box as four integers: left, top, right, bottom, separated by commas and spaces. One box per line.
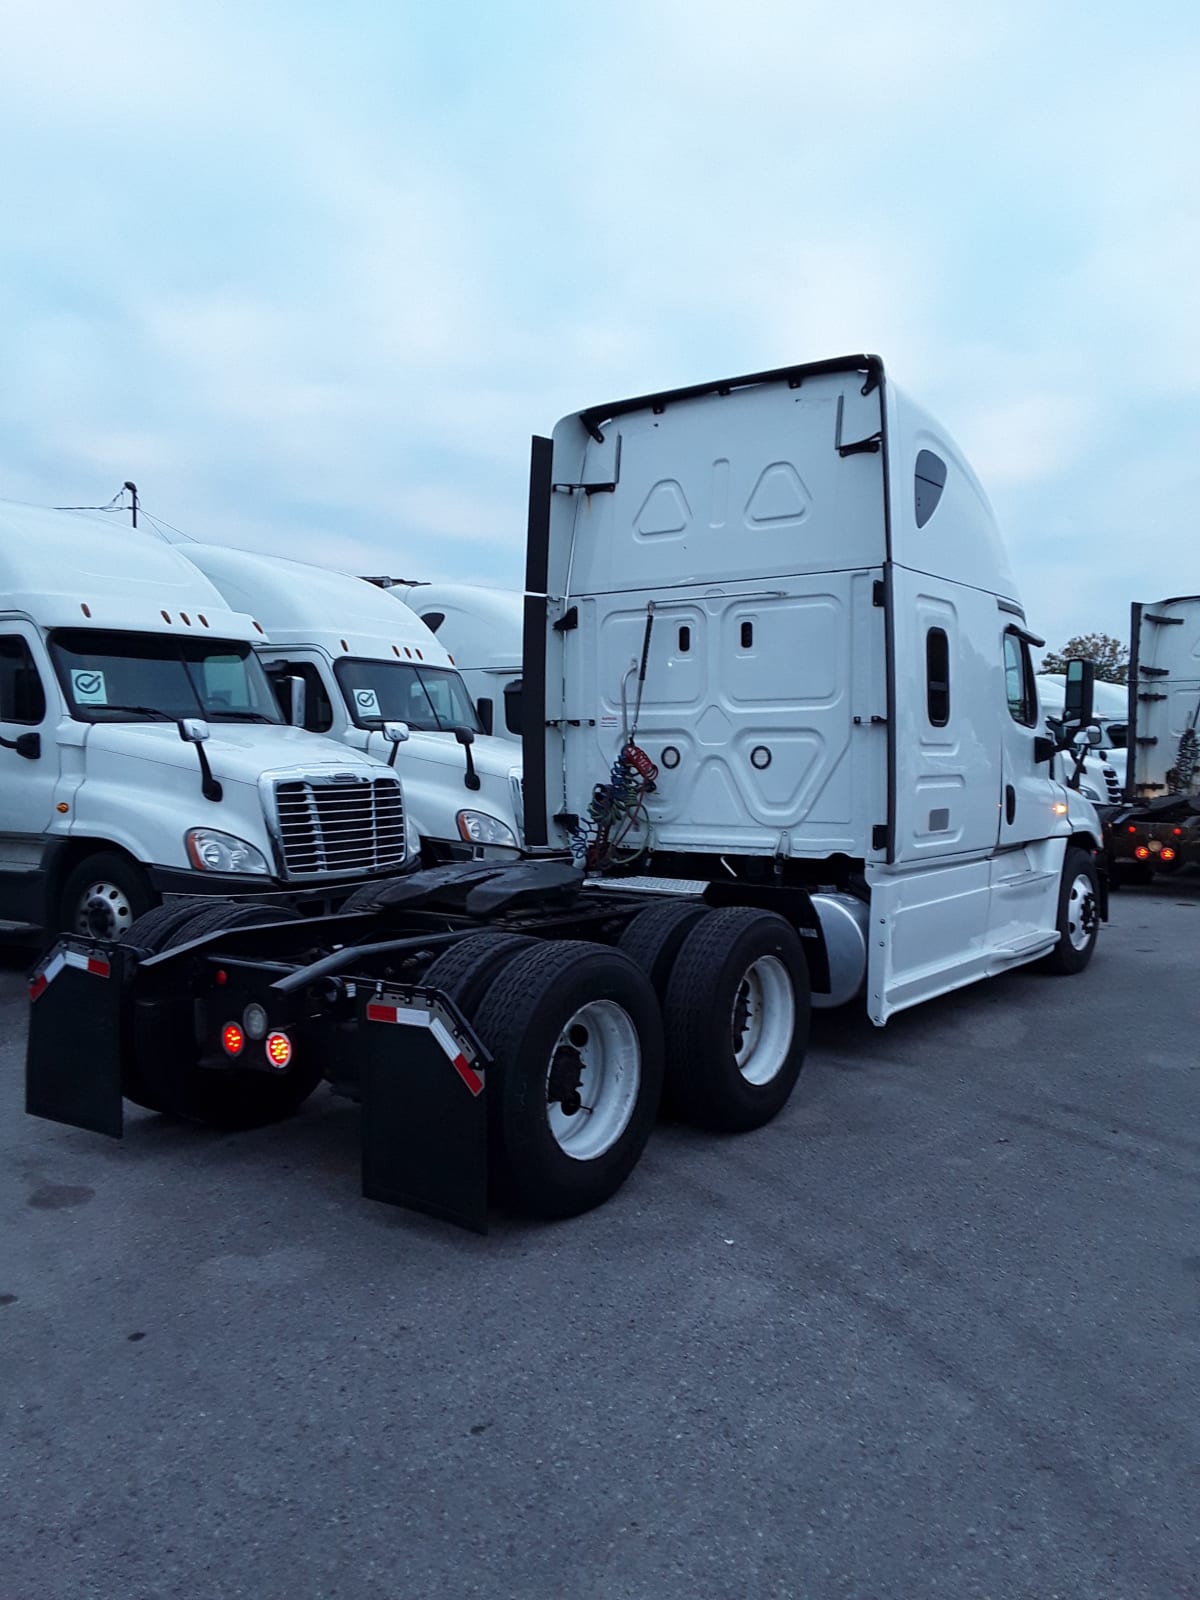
185, 827, 271, 874
1079, 783, 1103, 803
456, 810, 518, 847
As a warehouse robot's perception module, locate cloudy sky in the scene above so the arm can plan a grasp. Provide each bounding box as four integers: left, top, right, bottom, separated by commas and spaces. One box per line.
2, 0, 1196, 653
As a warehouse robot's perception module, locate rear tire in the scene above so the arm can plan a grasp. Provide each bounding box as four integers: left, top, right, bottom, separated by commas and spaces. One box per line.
1116, 860, 1155, 886
617, 900, 709, 998
422, 932, 537, 1016
1040, 847, 1100, 975
127, 902, 325, 1127
663, 908, 811, 1132
471, 941, 664, 1219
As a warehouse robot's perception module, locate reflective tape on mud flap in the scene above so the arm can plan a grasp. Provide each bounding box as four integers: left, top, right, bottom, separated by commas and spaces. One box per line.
29, 948, 111, 1001
366, 999, 484, 1096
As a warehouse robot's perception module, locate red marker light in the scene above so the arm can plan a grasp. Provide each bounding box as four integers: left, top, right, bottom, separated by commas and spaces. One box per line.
222, 1022, 244, 1056
1173, 828, 1183, 837
265, 1031, 292, 1069
215, 969, 228, 986
1128, 826, 1137, 835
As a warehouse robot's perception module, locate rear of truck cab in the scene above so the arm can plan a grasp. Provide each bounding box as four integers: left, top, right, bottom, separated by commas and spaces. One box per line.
523, 355, 1104, 1023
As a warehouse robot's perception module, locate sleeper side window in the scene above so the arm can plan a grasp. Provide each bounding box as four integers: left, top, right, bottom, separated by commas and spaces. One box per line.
0, 635, 47, 724
1003, 632, 1037, 727
925, 628, 950, 726
914, 450, 947, 528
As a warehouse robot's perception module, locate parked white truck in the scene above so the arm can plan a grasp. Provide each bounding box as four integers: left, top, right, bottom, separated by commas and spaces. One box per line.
184, 547, 524, 859
524, 354, 1106, 1024
25, 355, 1108, 1232
0, 503, 410, 937
1106, 594, 1200, 881
393, 582, 524, 745
1038, 672, 1127, 806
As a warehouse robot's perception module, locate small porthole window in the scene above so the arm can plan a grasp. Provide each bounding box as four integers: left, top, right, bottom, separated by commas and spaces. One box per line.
678, 625, 691, 654
914, 450, 947, 528
926, 627, 950, 726
740, 621, 754, 649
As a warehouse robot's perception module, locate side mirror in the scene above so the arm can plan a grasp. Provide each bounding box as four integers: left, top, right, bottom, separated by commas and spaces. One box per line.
1085, 723, 1103, 747
1033, 734, 1056, 765
1, 729, 42, 759
176, 718, 221, 802
1064, 658, 1095, 729
382, 720, 409, 769
285, 675, 307, 729
476, 697, 494, 736
454, 725, 481, 791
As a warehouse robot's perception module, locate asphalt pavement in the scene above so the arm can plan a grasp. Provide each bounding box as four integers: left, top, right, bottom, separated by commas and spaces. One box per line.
2, 880, 1198, 1600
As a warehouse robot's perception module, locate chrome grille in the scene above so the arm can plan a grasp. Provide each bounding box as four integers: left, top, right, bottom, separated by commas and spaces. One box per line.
272, 775, 406, 878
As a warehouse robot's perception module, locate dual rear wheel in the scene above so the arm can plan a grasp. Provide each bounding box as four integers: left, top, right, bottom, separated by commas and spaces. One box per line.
425, 906, 812, 1218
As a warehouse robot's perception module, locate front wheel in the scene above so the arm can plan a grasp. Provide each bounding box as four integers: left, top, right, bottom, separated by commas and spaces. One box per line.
1040, 847, 1101, 975
58, 851, 155, 940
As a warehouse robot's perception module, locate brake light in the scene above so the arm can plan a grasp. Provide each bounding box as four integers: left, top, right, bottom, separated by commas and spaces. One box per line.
265, 1031, 292, 1069
1161, 847, 1177, 862
222, 1023, 244, 1057
1134, 846, 1150, 860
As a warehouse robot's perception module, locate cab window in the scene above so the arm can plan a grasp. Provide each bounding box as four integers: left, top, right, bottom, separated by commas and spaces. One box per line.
1003, 632, 1037, 727
269, 662, 334, 732
0, 636, 46, 724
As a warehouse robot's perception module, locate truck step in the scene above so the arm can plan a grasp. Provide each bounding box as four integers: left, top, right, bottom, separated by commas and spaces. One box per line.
991, 931, 1057, 958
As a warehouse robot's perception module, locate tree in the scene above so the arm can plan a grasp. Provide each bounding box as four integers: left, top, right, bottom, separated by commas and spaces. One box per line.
1041, 632, 1129, 684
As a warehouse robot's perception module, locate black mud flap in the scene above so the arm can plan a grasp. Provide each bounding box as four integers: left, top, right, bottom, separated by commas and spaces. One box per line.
25, 940, 127, 1138
358, 985, 491, 1234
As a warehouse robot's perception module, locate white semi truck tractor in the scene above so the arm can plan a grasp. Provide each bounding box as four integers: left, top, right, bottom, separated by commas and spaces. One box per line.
25, 356, 1106, 1231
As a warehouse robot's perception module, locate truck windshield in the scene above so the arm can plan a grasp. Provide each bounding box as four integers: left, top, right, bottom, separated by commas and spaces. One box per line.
334, 658, 482, 734
50, 630, 283, 724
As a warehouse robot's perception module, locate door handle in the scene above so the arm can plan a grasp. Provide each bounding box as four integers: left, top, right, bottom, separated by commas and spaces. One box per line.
1005, 784, 1016, 825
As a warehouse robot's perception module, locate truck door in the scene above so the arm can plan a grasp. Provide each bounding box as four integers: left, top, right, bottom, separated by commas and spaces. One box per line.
998, 627, 1052, 848
987, 624, 1063, 952
0, 624, 62, 921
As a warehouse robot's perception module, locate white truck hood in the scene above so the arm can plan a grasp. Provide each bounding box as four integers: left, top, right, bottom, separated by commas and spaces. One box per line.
365, 728, 520, 780
84, 721, 386, 786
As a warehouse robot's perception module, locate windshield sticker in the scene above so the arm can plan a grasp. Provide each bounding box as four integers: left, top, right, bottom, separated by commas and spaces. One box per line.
353, 687, 381, 717
71, 669, 108, 705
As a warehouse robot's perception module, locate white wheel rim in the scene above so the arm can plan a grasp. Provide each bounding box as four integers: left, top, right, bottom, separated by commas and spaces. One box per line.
76, 881, 135, 939
732, 955, 795, 1085
545, 1000, 641, 1161
1066, 873, 1097, 952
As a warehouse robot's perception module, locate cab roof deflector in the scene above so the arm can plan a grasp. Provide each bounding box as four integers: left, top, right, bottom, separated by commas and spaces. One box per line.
576, 353, 885, 443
